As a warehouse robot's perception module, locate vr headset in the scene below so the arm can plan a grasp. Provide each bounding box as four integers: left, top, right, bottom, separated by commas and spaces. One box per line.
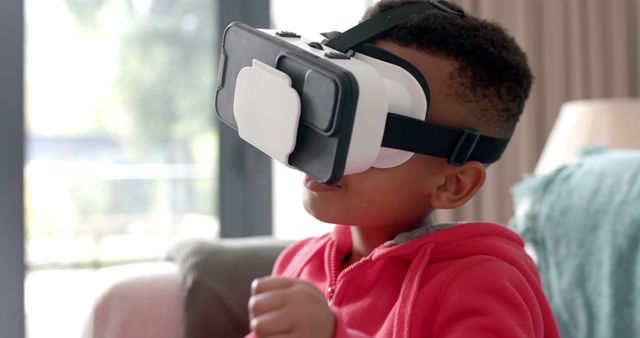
216, 0, 509, 184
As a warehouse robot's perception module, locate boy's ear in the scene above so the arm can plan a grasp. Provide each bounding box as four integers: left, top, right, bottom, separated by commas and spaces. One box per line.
431, 161, 486, 209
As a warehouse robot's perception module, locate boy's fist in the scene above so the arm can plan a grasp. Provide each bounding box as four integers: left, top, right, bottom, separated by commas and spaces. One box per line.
249, 277, 335, 338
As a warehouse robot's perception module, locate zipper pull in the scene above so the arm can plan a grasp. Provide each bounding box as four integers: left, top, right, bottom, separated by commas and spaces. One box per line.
327, 286, 335, 303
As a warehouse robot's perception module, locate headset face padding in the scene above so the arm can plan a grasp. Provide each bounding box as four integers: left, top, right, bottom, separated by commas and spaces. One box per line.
355, 43, 431, 107
349, 47, 428, 170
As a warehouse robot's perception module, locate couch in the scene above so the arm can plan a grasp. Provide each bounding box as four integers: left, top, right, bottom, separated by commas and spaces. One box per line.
82, 238, 289, 338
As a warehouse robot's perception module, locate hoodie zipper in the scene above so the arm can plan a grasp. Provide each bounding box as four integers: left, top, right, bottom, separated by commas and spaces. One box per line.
326, 243, 391, 304
326, 240, 340, 303
328, 258, 365, 304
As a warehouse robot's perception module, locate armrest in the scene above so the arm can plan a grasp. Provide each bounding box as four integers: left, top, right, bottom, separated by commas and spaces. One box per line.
82, 262, 183, 338
82, 237, 290, 338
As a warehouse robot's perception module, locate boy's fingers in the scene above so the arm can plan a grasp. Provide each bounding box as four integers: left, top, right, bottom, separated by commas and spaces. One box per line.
252, 276, 297, 295
251, 308, 293, 337
248, 289, 288, 318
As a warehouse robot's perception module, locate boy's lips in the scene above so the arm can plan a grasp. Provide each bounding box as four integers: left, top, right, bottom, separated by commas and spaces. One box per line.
303, 175, 342, 192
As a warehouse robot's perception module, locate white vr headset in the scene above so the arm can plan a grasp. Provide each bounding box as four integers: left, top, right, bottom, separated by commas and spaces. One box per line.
216, 0, 509, 184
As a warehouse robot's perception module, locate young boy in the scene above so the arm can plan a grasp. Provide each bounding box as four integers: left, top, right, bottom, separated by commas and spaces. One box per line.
247, 1, 560, 337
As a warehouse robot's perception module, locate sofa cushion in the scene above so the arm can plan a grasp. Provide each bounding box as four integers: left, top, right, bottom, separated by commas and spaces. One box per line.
168, 237, 290, 338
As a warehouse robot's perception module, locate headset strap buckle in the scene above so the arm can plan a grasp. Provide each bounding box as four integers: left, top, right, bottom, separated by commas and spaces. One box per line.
448, 128, 480, 165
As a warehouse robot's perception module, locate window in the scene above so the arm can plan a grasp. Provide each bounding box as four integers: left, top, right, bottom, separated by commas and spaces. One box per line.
26, 0, 219, 267
25, 0, 217, 336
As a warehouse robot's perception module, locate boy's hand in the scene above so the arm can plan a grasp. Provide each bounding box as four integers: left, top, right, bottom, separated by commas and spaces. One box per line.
249, 277, 335, 338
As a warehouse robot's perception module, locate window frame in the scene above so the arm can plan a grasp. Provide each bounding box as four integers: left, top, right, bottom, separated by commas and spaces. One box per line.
217, 0, 273, 237
0, 0, 25, 336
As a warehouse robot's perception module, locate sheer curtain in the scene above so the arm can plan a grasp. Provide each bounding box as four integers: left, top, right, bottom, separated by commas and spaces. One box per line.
435, 0, 640, 224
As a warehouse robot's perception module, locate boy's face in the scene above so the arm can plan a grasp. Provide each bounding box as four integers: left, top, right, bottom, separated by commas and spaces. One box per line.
302, 41, 472, 229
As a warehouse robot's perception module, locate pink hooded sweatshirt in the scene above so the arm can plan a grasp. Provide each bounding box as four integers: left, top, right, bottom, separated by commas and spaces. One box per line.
249, 222, 559, 338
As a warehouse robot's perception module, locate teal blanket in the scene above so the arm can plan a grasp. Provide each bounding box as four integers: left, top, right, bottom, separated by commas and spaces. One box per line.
510, 148, 640, 338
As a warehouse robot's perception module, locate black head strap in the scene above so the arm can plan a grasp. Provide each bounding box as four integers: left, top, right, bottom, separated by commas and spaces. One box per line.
382, 114, 510, 165
324, 0, 465, 53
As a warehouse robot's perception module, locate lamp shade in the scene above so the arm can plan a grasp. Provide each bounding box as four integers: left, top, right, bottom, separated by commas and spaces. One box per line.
535, 98, 640, 175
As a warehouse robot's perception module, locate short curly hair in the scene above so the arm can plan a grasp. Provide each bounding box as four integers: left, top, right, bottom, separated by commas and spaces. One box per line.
363, 0, 533, 138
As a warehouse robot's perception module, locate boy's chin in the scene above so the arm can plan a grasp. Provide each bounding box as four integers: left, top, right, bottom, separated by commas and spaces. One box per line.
303, 196, 433, 228
302, 196, 346, 225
